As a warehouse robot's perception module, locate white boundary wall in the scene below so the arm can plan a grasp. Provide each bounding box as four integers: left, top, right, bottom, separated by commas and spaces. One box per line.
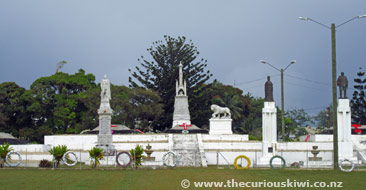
9, 134, 361, 167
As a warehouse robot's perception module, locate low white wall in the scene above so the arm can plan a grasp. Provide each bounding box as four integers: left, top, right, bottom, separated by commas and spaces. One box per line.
13, 134, 351, 167
202, 134, 248, 142
45, 135, 97, 150
11, 144, 51, 152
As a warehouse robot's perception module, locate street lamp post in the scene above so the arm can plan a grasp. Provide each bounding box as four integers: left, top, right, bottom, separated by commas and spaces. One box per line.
260, 60, 296, 139
299, 14, 366, 169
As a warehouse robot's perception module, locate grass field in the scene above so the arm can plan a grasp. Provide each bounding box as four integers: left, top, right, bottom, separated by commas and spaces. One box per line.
0, 167, 365, 190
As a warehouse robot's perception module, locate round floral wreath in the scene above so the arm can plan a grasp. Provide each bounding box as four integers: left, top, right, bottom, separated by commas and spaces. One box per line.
233, 155, 251, 170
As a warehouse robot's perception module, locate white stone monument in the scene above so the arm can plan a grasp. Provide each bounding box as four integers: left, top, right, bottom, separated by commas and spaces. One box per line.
97, 75, 116, 155
209, 104, 232, 135
258, 101, 280, 165
172, 62, 191, 127
337, 99, 355, 160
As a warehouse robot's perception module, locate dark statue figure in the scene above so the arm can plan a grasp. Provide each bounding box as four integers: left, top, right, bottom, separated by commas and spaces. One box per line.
337, 72, 348, 99
265, 76, 274, 102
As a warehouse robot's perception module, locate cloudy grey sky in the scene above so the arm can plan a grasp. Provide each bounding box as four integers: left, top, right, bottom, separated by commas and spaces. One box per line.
1, 0, 365, 115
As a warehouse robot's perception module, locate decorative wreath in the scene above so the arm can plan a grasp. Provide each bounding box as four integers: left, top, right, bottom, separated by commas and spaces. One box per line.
116, 151, 132, 168
162, 151, 177, 167
6, 151, 22, 167
269, 155, 286, 169
233, 155, 251, 170
62, 151, 78, 167
339, 159, 355, 172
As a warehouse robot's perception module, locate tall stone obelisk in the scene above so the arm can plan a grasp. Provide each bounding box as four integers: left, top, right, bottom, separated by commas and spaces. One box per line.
172, 62, 191, 127
97, 75, 116, 156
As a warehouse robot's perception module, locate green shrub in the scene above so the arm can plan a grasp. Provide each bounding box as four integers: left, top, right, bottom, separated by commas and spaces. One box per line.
130, 144, 145, 167
48, 145, 69, 168
89, 147, 104, 168
0, 143, 13, 168
39, 159, 52, 168
249, 135, 258, 141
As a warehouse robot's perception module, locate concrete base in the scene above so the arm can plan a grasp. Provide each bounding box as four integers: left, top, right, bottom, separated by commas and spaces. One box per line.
307, 161, 333, 168
209, 118, 232, 135
96, 144, 116, 156
142, 161, 163, 166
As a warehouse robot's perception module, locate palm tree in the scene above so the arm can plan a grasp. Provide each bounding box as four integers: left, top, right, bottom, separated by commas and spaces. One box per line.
212, 92, 243, 121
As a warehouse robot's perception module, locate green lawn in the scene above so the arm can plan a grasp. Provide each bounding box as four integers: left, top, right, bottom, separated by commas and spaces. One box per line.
0, 167, 365, 190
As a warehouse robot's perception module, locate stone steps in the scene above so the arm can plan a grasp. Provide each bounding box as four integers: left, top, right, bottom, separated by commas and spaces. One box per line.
172, 134, 203, 167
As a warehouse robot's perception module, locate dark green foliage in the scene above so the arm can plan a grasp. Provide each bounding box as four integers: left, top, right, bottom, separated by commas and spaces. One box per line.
89, 147, 104, 168
238, 95, 263, 137
0, 142, 13, 160
351, 68, 366, 124
30, 69, 97, 135
197, 80, 251, 133
130, 144, 144, 167
39, 159, 52, 168
0, 82, 32, 137
314, 105, 333, 129
49, 145, 69, 168
111, 86, 163, 131
129, 35, 212, 130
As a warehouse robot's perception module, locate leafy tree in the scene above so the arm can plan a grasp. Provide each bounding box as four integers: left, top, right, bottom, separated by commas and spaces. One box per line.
351, 67, 366, 124
286, 108, 313, 128
29, 69, 96, 134
56, 60, 67, 73
129, 35, 212, 130
314, 105, 333, 129
0, 82, 32, 137
240, 96, 263, 137
207, 81, 251, 132
111, 85, 163, 131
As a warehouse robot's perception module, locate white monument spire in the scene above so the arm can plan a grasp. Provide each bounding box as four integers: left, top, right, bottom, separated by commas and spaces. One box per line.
179, 62, 183, 86
176, 62, 187, 96
173, 62, 191, 127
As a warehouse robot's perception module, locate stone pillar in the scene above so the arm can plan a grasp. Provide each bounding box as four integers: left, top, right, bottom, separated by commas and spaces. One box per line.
258, 102, 279, 165
337, 99, 353, 160
98, 109, 112, 145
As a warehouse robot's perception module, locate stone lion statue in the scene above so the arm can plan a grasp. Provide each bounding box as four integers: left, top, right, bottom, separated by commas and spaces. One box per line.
211, 104, 231, 119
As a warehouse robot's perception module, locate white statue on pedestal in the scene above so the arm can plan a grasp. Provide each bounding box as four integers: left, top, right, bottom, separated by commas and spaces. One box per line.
209, 104, 232, 135
211, 104, 231, 119
101, 75, 111, 101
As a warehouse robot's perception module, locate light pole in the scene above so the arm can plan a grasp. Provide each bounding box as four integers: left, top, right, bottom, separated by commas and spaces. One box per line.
299, 14, 366, 169
260, 60, 296, 139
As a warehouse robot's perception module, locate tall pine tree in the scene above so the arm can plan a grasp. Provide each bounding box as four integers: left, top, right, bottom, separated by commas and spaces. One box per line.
351, 68, 366, 124
129, 35, 212, 130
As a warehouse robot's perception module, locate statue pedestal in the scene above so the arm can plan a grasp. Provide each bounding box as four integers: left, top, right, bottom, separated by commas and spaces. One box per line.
209, 118, 232, 135
97, 101, 116, 156
337, 99, 354, 160
258, 102, 278, 166
262, 102, 277, 143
